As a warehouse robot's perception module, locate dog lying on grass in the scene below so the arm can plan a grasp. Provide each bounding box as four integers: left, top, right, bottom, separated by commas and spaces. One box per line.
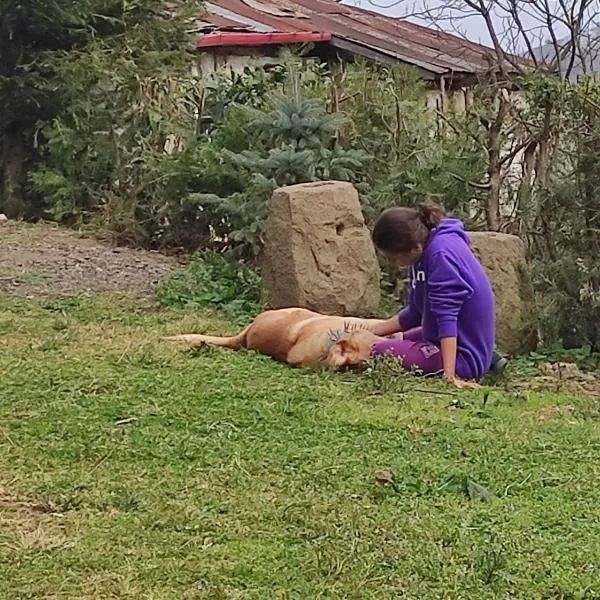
164, 307, 391, 370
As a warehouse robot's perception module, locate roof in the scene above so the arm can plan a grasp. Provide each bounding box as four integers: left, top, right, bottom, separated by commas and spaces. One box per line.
195, 0, 505, 79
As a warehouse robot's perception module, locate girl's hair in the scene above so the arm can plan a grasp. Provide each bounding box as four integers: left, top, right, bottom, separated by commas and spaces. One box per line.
372, 201, 445, 254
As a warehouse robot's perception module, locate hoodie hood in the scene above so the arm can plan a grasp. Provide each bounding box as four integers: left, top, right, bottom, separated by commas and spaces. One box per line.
408, 218, 470, 283
427, 217, 470, 247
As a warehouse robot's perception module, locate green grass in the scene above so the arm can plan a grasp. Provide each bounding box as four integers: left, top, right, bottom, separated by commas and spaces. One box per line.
1, 293, 600, 599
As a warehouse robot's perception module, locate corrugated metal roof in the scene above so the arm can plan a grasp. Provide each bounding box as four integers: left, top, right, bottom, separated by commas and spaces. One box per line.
197, 0, 504, 77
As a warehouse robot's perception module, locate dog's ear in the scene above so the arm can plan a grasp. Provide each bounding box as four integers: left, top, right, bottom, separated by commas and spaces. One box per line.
336, 338, 355, 356
335, 339, 347, 354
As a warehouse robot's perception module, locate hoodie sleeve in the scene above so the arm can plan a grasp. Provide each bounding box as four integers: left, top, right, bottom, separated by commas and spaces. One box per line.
427, 251, 473, 338
398, 286, 421, 331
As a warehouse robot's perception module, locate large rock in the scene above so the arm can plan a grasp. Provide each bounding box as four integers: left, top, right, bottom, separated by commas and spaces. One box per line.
261, 181, 380, 316
468, 231, 537, 355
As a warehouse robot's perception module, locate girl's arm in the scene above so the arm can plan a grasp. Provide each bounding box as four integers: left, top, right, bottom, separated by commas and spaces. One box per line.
428, 253, 480, 388
370, 286, 421, 337
369, 315, 403, 337
440, 336, 480, 388
440, 337, 458, 381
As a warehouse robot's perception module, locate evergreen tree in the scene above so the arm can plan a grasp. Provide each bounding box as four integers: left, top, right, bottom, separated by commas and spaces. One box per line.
230, 60, 369, 185
0, 0, 199, 218
0, 0, 95, 214
195, 59, 371, 257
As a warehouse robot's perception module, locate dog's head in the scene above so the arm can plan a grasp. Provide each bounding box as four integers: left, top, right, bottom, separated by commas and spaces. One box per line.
325, 329, 378, 371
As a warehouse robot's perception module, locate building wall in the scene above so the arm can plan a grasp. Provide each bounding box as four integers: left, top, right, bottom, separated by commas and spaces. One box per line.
198, 47, 478, 116
198, 47, 282, 75
426, 86, 474, 113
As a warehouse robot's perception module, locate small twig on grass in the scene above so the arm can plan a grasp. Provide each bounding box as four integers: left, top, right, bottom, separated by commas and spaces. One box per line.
504, 472, 532, 496
91, 451, 113, 472
114, 417, 138, 425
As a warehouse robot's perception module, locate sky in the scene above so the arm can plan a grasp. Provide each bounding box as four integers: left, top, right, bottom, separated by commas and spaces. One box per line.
344, 0, 576, 51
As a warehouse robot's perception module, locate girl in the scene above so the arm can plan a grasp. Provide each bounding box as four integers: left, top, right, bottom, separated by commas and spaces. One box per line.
369, 202, 503, 389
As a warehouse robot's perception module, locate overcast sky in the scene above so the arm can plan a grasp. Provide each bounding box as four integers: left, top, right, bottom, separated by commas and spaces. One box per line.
344, 0, 576, 51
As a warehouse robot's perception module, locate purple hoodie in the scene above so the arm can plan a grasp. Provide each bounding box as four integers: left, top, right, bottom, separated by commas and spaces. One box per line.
398, 218, 495, 380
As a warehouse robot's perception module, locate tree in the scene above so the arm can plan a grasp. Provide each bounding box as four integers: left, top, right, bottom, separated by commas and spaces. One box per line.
0, 0, 96, 215
0, 0, 200, 219
192, 58, 371, 258
361, 0, 598, 230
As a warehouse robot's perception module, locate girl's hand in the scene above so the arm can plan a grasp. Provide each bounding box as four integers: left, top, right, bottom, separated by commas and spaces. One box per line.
368, 316, 402, 337
443, 373, 481, 389
440, 337, 480, 389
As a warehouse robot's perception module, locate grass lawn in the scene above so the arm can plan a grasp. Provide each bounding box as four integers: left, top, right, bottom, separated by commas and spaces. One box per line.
1, 292, 599, 599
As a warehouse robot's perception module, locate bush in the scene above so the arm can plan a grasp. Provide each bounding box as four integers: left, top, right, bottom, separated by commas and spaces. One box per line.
148, 140, 250, 251
526, 78, 600, 352
532, 254, 600, 352
200, 57, 371, 258
157, 252, 264, 325
340, 62, 487, 221
3, 0, 202, 220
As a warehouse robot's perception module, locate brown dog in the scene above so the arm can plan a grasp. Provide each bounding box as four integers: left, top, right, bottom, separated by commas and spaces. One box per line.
164, 307, 393, 370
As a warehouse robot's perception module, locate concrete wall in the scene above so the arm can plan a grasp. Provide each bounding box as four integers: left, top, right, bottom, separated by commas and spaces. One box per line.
198, 47, 478, 117
198, 48, 282, 76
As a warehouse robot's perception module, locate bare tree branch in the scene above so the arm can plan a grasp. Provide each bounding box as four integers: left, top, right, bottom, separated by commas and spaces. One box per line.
362, 0, 599, 81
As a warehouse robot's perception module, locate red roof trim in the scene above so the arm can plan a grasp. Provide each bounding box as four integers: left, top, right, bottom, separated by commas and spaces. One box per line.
197, 31, 332, 47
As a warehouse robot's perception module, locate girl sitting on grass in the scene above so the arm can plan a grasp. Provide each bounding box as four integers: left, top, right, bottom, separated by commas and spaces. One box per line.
368, 201, 507, 389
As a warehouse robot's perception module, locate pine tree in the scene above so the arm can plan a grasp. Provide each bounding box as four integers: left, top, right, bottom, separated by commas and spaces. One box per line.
0, 0, 199, 218
229, 59, 369, 185
194, 58, 371, 257
0, 0, 97, 214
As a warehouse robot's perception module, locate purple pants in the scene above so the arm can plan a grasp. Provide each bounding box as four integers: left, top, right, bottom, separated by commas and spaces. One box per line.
371, 327, 443, 376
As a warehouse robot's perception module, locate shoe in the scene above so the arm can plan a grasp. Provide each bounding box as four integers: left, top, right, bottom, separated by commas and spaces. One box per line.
490, 350, 509, 376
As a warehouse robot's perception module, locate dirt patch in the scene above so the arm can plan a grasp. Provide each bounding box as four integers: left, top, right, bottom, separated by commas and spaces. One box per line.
0, 221, 183, 297
525, 405, 576, 421
524, 362, 600, 398
0, 486, 71, 552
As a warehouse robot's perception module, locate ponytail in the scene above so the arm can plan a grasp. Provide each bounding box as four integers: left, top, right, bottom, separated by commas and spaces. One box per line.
417, 201, 445, 231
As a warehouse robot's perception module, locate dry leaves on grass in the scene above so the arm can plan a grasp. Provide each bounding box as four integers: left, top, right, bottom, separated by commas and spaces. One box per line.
525, 405, 576, 422
524, 362, 600, 398
0, 487, 72, 552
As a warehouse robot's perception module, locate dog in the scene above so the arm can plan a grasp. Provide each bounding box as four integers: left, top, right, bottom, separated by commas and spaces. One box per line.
164, 307, 393, 370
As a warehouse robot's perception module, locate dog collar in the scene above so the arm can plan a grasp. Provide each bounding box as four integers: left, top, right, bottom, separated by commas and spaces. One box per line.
322, 328, 350, 361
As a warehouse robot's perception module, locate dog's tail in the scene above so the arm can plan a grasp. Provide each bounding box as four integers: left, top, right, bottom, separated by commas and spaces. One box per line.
163, 325, 250, 350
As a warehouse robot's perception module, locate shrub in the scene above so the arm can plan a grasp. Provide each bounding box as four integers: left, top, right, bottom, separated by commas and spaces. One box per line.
526, 78, 600, 352
201, 58, 371, 258
157, 252, 264, 325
